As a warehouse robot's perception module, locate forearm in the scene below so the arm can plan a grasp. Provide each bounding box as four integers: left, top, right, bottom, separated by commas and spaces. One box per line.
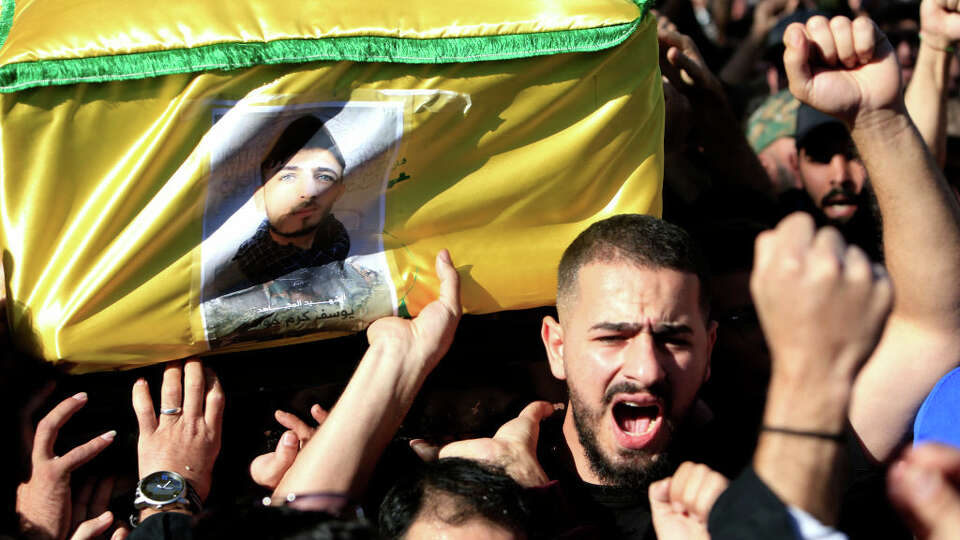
852, 110, 960, 323
754, 373, 850, 525
847, 111, 960, 460
273, 342, 431, 499
904, 39, 952, 168
719, 33, 765, 86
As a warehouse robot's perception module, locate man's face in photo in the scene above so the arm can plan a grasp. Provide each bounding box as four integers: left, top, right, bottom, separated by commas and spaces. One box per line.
262, 146, 345, 238
542, 262, 716, 487
798, 127, 868, 224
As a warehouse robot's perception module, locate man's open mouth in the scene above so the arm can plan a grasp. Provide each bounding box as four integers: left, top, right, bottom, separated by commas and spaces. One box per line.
610, 397, 663, 449
822, 192, 858, 219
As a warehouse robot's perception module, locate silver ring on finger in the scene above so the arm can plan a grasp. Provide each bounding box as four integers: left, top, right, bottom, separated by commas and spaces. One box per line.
160, 407, 183, 415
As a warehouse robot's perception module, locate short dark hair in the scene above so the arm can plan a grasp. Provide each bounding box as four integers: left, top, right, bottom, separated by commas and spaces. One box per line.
261, 115, 346, 183
557, 214, 710, 317
193, 505, 378, 540
378, 458, 532, 539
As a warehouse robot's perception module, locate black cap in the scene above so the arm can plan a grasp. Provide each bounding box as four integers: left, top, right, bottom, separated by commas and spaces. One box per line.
795, 103, 847, 150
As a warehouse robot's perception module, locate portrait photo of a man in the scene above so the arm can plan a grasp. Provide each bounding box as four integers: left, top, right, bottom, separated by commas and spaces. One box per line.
232, 115, 351, 285
199, 99, 403, 348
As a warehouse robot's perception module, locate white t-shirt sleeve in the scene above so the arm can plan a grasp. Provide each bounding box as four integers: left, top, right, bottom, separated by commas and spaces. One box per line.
787, 506, 849, 540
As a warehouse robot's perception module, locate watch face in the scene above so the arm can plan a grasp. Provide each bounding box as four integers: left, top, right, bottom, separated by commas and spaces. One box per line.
141, 471, 185, 503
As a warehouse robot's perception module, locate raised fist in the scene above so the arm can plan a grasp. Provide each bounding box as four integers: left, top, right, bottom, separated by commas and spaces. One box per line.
921, 0, 960, 46
784, 16, 902, 128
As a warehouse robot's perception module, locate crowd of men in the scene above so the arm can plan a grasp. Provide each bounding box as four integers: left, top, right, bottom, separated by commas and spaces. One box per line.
8, 0, 960, 538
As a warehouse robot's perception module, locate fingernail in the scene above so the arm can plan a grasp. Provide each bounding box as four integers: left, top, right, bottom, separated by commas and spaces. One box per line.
99, 510, 112, 521
409, 438, 424, 448
135, 378, 147, 386
101, 430, 117, 441
281, 432, 297, 447
73, 392, 88, 401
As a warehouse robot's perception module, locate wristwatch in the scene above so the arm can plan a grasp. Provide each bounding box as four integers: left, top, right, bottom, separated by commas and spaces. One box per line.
133, 471, 203, 514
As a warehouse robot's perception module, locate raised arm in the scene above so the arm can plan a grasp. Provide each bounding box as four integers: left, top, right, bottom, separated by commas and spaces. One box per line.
271, 250, 461, 504
659, 26, 775, 199
784, 15, 960, 462
904, 0, 960, 168
750, 213, 892, 524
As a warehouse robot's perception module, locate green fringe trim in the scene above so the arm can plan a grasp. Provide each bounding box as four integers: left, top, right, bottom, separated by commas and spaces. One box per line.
0, 0, 14, 55
0, 0, 652, 93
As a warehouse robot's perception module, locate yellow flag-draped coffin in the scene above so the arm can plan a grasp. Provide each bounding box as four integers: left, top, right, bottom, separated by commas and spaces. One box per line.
0, 0, 663, 372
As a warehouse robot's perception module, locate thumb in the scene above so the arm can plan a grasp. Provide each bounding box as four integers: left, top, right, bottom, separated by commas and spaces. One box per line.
70, 511, 114, 540
410, 439, 441, 462
649, 477, 673, 505
783, 22, 813, 102
888, 460, 960, 537
250, 431, 300, 489
494, 401, 556, 449
435, 249, 461, 319
666, 47, 708, 89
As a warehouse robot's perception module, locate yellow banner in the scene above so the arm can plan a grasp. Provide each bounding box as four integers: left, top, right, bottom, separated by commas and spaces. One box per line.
0, 3, 663, 372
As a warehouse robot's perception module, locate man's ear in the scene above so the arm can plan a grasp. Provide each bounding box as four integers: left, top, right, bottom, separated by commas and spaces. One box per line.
704, 319, 719, 382
787, 142, 799, 171
541, 315, 566, 381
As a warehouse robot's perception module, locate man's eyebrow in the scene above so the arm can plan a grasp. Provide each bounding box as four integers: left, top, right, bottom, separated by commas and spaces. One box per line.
587, 322, 693, 334
311, 166, 341, 175
589, 322, 643, 332
652, 323, 693, 336
281, 165, 301, 171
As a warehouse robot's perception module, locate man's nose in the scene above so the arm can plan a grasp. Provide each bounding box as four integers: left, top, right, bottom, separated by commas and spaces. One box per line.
828, 154, 850, 186
621, 334, 667, 388
297, 177, 320, 200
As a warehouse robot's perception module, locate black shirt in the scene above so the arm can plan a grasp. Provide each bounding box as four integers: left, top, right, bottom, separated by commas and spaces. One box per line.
535, 414, 657, 539
232, 214, 350, 285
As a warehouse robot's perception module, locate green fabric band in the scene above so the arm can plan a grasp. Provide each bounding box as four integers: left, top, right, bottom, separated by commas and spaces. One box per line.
0, 0, 14, 62
0, 0, 652, 93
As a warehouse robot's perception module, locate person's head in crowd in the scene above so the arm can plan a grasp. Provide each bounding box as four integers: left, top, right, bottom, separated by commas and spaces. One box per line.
795, 103, 869, 224
747, 90, 802, 194
541, 215, 716, 488
379, 458, 533, 540
193, 505, 379, 540
867, 1, 920, 84
260, 115, 347, 245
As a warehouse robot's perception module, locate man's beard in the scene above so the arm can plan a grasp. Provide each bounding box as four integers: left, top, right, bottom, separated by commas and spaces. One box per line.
569, 381, 677, 489
817, 186, 872, 226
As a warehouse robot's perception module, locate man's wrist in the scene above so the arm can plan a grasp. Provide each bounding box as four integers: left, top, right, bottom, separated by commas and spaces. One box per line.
920, 31, 957, 54
851, 106, 912, 141
139, 468, 210, 502
137, 507, 194, 526
764, 373, 851, 433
